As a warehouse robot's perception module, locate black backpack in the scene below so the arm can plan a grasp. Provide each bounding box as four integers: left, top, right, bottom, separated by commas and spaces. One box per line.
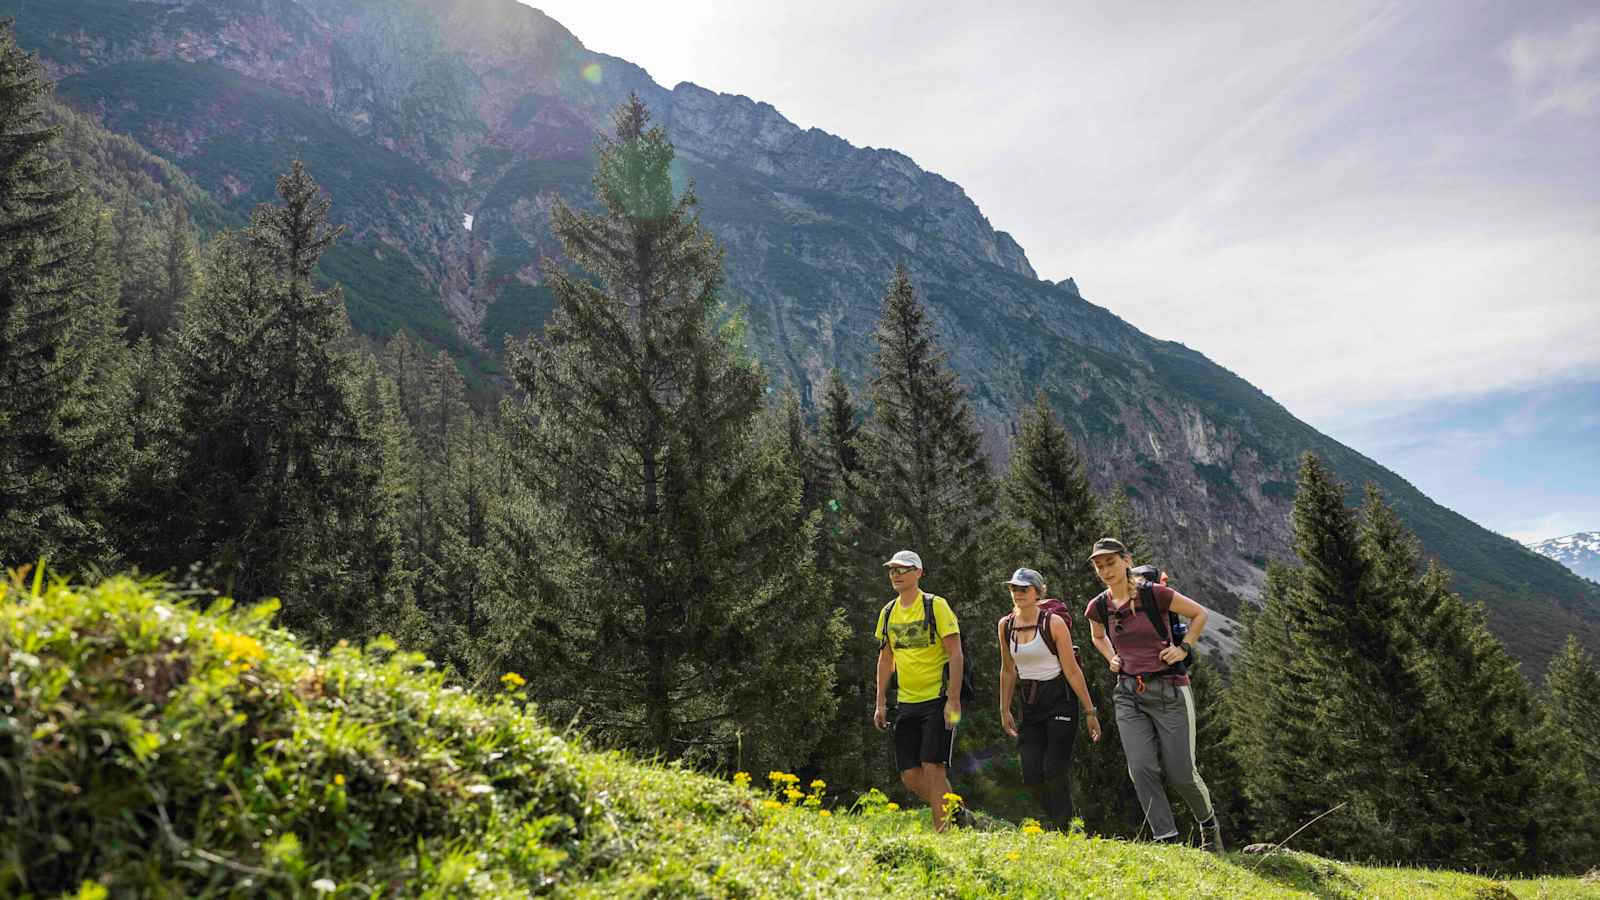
878, 592, 977, 704
1093, 581, 1195, 676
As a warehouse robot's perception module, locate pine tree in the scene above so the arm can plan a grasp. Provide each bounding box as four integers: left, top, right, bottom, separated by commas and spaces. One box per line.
160, 162, 389, 640
1360, 488, 1538, 869
1532, 635, 1600, 868
1001, 391, 1100, 597
149, 200, 196, 337
500, 95, 843, 771
1234, 454, 1433, 860
858, 263, 995, 621
1096, 487, 1153, 567
0, 21, 129, 571
806, 371, 885, 795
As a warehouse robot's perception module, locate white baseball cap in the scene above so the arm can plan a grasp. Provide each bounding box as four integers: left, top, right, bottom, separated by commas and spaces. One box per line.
882, 550, 923, 570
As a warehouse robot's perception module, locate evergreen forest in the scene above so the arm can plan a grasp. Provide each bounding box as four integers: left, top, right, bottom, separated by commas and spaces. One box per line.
2, 22, 1597, 886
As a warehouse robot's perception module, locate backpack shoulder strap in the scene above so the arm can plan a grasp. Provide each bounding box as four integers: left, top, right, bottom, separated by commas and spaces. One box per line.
878, 600, 897, 649
1139, 582, 1172, 643
923, 592, 939, 646
1039, 609, 1058, 657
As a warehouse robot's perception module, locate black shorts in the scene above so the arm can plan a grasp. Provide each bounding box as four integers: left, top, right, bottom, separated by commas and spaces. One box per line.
893, 697, 956, 772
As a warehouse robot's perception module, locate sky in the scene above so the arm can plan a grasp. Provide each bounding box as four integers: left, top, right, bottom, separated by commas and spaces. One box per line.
526, 0, 1600, 543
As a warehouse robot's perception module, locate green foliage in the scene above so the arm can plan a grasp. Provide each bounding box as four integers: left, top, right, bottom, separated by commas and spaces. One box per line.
859, 264, 997, 620
149, 162, 394, 643
0, 573, 1586, 897
498, 95, 843, 771
0, 20, 131, 572
0, 573, 587, 896
1531, 636, 1600, 865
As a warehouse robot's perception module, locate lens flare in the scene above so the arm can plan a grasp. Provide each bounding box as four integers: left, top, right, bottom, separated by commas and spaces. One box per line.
581, 62, 602, 84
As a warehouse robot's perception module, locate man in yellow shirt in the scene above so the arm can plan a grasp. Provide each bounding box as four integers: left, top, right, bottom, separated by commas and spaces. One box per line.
873, 549, 964, 831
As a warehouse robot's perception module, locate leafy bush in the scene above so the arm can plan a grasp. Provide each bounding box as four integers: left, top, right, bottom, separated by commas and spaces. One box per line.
0, 572, 587, 896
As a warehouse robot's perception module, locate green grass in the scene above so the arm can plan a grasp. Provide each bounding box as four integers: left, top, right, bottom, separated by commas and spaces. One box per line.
3, 574, 1592, 897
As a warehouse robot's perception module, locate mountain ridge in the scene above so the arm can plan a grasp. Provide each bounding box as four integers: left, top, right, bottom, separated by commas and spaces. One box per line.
1529, 532, 1600, 584
7, 0, 1599, 671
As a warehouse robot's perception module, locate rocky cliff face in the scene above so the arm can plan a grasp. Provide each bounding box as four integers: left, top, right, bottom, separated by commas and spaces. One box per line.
9, 0, 1600, 668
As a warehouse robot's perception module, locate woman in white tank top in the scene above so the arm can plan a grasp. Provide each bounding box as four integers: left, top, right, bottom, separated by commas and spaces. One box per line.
996, 567, 1101, 832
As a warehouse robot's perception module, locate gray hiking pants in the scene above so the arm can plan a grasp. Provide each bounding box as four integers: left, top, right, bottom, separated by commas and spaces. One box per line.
1113, 675, 1213, 840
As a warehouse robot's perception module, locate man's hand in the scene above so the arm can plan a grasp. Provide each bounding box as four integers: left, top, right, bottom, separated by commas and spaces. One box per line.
1086, 711, 1103, 742
1001, 710, 1017, 738
1159, 644, 1190, 665
873, 704, 888, 730
1109, 653, 1122, 673
944, 698, 962, 728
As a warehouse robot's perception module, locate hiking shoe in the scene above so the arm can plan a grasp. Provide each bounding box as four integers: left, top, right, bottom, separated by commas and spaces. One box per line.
955, 808, 977, 829
1199, 816, 1225, 856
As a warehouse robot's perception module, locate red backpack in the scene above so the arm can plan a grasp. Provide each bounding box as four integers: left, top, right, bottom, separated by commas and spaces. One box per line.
1002, 599, 1082, 665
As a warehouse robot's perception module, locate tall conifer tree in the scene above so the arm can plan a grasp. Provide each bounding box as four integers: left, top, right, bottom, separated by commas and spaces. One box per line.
1360, 488, 1538, 868
0, 21, 128, 570
859, 264, 994, 618
1233, 454, 1431, 860
161, 162, 388, 640
1532, 635, 1600, 867
502, 96, 842, 770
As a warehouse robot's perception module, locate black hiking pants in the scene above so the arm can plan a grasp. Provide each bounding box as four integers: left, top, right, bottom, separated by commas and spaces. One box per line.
1017, 674, 1078, 830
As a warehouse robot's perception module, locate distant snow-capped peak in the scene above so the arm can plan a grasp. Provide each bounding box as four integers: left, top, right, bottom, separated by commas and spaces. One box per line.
1528, 532, 1600, 582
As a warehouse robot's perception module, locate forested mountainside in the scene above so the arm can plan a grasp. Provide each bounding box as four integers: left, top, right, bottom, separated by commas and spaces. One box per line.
7, 0, 1598, 668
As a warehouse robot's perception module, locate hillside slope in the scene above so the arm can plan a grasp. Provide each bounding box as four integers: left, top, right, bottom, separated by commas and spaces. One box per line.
6, 0, 1599, 669
1, 575, 1589, 897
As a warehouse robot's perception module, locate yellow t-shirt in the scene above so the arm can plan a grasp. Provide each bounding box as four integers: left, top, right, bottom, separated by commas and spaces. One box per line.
875, 593, 961, 704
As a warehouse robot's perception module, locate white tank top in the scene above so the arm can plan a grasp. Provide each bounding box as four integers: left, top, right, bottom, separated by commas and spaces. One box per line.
1011, 616, 1062, 681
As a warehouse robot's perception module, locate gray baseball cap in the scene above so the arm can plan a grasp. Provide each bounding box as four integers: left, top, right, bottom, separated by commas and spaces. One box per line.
883, 549, 923, 569
1002, 567, 1045, 589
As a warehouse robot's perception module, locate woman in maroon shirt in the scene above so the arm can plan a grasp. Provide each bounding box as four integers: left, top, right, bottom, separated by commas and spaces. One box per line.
1085, 537, 1225, 853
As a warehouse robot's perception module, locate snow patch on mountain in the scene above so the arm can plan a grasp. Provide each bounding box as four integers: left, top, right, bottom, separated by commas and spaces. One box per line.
1528, 532, 1600, 583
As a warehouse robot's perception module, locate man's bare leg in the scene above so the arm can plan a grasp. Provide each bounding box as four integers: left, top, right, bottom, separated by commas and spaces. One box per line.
921, 762, 952, 831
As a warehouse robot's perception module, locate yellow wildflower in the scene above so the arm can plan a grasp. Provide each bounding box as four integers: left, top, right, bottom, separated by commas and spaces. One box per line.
762, 799, 783, 810
942, 792, 962, 803
885, 802, 900, 812
212, 630, 265, 667
1022, 823, 1044, 835
1006, 851, 1020, 862
500, 671, 527, 689
732, 771, 751, 787
809, 779, 826, 790
334, 774, 345, 787
818, 809, 832, 817
784, 788, 804, 803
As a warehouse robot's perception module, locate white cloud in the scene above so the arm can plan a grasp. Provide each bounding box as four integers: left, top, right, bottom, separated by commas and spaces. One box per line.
1503, 16, 1600, 118
528, 0, 1600, 426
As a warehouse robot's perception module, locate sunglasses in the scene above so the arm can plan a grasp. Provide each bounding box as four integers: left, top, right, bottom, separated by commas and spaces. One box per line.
888, 566, 917, 576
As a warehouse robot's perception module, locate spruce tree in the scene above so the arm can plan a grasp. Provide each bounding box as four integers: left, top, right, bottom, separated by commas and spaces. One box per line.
160, 162, 388, 640
1235, 454, 1432, 860
501, 95, 842, 771
807, 371, 887, 794
1360, 488, 1538, 869
0, 21, 129, 571
1532, 635, 1600, 867
1001, 391, 1099, 596
858, 263, 995, 625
